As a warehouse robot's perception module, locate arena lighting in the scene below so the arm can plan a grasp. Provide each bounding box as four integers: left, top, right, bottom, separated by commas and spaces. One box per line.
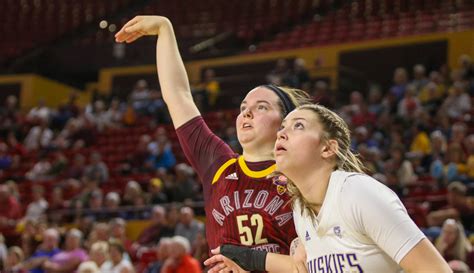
99, 20, 108, 29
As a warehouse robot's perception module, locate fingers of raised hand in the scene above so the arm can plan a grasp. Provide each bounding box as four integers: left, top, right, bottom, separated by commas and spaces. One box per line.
115, 16, 143, 42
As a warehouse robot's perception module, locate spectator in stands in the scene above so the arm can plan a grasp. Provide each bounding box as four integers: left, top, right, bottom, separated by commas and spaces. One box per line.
459, 54, 474, 81
427, 182, 474, 230
73, 177, 101, 211
86, 100, 114, 132
47, 187, 68, 224
367, 85, 384, 116
419, 81, 444, 115
108, 239, 134, 273
47, 152, 68, 178
390, 67, 409, 101
428, 131, 448, 182
148, 178, 168, 204
130, 79, 151, 115
398, 84, 422, 118
20, 219, 43, 258
448, 260, 471, 273
105, 192, 121, 210
24, 185, 48, 221
144, 238, 172, 273
120, 134, 152, 174
77, 261, 100, 273
435, 219, 473, 267
83, 241, 111, 272
122, 102, 137, 127
312, 80, 333, 108
175, 207, 204, 246
160, 236, 201, 273
0, 95, 19, 137
4, 246, 25, 273
84, 152, 109, 183
64, 154, 86, 180
0, 184, 22, 243
411, 64, 429, 91
409, 123, 432, 157
106, 98, 124, 126
6, 131, 26, 157
25, 154, 52, 182
385, 144, 418, 187
121, 180, 144, 208
27, 99, 52, 124
441, 81, 471, 119
23, 228, 61, 273
287, 58, 310, 90
147, 127, 176, 171
450, 122, 468, 153
84, 190, 108, 221
0, 142, 13, 171
196, 69, 220, 109
24, 119, 53, 151
166, 204, 180, 232
443, 143, 468, 183
134, 205, 174, 249
266, 58, 290, 86
43, 229, 88, 273
109, 218, 133, 257
85, 223, 110, 250
167, 163, 198, 202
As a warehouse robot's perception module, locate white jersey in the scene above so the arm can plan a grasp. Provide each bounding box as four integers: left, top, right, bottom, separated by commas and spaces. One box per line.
293, 170, 425, 273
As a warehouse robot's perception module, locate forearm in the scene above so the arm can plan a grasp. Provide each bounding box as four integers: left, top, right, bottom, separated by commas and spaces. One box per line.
266, 253, 306, 273
156, 20, 200, 128
219, 245, 307, 273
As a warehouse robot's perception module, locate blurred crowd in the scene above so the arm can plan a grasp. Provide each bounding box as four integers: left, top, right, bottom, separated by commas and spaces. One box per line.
0, 53, 472, 272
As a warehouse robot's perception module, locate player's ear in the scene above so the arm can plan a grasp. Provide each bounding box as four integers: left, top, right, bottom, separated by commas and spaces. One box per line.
321, 139, 338, 159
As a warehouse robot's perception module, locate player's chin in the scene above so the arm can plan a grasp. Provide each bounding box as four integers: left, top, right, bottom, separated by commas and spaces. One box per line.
274, 155, 287, 169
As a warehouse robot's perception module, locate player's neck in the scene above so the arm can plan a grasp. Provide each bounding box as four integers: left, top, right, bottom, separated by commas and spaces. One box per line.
242, 148, 274, 162
292, 163, 334, 207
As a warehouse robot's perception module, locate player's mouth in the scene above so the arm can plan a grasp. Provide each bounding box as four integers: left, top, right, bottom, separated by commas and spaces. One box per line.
274, 144, 287, 155
242, 123, 253, 130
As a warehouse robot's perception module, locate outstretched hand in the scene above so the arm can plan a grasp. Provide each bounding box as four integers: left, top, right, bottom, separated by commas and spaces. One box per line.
204, 247, 250, 273
115, 15, 171, 43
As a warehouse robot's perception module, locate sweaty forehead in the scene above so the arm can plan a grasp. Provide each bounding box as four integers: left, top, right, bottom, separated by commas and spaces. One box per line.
242, 87, 280, 105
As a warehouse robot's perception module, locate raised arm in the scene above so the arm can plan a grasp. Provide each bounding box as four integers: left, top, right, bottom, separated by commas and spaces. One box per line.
116, 16, 200, 128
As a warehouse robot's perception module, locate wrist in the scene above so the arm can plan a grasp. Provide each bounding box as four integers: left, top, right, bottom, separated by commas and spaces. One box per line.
220, 244, 267, 271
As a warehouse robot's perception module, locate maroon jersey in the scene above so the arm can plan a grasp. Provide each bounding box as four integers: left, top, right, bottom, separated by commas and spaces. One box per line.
176, 117, 297, 257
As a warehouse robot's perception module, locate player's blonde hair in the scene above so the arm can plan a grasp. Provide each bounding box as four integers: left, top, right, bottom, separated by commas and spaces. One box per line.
274, 86, 312, 118
273, 104, 365, 218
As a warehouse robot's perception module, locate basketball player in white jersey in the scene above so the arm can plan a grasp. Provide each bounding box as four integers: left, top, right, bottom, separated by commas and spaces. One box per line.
205, 104, 450, 272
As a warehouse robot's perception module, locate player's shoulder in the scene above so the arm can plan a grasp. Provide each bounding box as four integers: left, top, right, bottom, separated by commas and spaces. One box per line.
339, 171, 396, 201
211, 154, 239, 184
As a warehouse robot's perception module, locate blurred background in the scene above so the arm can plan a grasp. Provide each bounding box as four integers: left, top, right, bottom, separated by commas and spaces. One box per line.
0, 0, 473, 272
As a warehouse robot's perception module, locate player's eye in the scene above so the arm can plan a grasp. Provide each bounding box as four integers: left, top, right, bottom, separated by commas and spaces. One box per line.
293, 122, 304, 130
240, 106, 246, 112
257, 104, 268, 110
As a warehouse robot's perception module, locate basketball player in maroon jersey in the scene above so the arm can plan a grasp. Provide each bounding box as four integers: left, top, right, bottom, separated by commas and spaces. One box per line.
115, 15, 310, 267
